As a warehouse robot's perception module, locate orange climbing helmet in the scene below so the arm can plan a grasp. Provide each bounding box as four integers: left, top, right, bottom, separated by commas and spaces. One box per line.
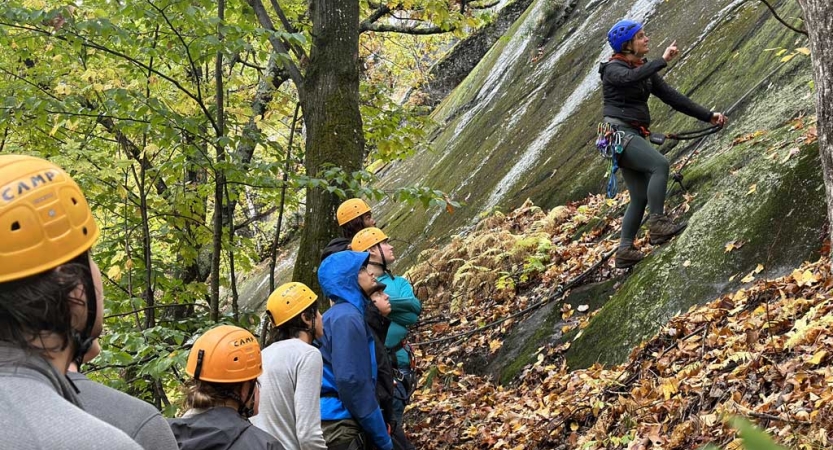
266, 282, 318, 327
0, 155, 100, 283
336, 198, 371, 226
351, 227, 388, 252
186, 325, 262, 383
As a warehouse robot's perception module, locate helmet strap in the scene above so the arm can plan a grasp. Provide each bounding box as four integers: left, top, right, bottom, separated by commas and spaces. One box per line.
237, 380, 257, 418
369, 242, 390, 274
193, 349, 205, 380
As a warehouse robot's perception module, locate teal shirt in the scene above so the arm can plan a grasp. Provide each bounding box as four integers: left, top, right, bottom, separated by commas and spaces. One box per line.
378, 272, 422, 368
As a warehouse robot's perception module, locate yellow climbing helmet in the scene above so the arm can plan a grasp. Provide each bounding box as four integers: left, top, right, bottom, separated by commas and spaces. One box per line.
266, 282, 318, 327
336, 198, 371, 226
0, 155, 100, 283
351, 227, 388, 252
186, 325, 263, 383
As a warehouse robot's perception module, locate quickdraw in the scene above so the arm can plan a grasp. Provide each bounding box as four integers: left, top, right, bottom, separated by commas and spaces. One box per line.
595, 122, 626, 198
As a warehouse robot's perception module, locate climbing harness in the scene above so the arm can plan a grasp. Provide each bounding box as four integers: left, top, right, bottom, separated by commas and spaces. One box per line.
595, 122, 627, 198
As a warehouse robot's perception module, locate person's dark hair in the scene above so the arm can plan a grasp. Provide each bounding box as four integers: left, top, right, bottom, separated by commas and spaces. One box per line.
367, 282, 387, 297
0, 252, 92, 355
183, 379, 247, 410
268, 300, 319, 342
341, 212, 370, 239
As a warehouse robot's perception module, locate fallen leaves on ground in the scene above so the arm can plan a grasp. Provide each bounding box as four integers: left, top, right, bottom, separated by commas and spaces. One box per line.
400, 189, 833, 449
407, 256, 833, 449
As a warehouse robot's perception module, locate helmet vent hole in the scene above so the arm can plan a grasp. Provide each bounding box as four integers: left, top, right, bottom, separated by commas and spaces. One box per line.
11, 221, 20, 231
82, 226, 88, 235
286, 301, 290, 305
71, 197, 78, 205
234, 357, 239, 362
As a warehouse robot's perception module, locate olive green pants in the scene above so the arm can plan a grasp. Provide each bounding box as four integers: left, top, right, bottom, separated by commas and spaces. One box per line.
322, 419, 367, 450
617, 128, 669, 245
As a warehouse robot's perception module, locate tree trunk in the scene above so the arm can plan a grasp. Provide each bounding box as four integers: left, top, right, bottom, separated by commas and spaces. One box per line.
797, 1, 833, 264
210, 0, 227, 322
294, 0, 365, 295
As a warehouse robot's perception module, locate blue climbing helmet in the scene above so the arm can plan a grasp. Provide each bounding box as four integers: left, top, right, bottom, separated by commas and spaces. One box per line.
607, 19, 643, 53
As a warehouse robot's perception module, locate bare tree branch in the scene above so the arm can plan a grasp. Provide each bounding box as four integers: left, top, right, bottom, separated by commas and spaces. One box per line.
760, 0, 808, 35
246, 0, 304, 85
360, 4, 391, 28
361, 22, 452, 35
145, 0, 204, 101
267, 0, 308, 61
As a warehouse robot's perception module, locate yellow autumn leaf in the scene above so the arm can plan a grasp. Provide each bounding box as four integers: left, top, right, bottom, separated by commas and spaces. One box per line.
754, 264, 764, 274
49, 121, 62, 137
781, 53, 797, 63
746, 184, 757, 195
54, 84, 73, 96
660, 380, 678, 399
795, 47, 811, 55
792, 269, 819, 286
489, 339, 503, 353
741, 272, 755, 283
107, 265, 123, 282
809, 350, 827, 366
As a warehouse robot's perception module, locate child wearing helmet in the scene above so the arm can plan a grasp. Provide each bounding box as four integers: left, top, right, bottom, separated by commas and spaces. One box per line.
317, 251, 393, 450
0, 155, 142, 450
352, 228, 420, 450
601, 20, 727, 268
168, 325, 281, 450
364, 282, 395, 435
251, 282, 327, 450
321, 198, 376, 261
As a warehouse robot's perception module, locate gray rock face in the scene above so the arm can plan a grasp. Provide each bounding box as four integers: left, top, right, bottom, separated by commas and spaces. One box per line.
374, 0, 822, 370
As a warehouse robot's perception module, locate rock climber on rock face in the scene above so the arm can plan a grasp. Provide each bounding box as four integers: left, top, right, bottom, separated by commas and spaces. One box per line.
599, 19, 726, 268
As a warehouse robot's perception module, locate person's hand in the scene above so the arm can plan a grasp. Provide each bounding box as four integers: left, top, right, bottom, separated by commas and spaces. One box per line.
663, 40, 679, 62
710, 112, 727, 127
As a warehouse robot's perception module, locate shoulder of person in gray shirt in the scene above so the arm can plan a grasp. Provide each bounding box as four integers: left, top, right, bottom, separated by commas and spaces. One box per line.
68, 372, 179, 450
0, 354, 143, 450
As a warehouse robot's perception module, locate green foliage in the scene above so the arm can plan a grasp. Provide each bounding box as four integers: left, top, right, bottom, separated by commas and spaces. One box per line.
0, 0, 481, 412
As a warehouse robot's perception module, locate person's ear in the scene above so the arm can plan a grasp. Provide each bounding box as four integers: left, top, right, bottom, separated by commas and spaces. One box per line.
300, 311, 314, 328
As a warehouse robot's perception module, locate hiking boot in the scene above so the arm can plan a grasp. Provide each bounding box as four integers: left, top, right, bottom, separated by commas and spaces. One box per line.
615, 246, 645, 269
647, 214, 687, 245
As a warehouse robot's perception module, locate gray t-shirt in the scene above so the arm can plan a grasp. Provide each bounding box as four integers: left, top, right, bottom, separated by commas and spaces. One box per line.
68, 372, 178, 450
251, 339, 326, 450
0, 345, 142, 450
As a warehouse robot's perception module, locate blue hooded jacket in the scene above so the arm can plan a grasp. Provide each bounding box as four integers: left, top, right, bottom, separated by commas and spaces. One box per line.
317, 251, 392, 450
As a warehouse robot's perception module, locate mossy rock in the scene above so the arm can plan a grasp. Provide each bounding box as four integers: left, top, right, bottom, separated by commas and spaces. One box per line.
489, 278, 620, 385
375, 0, 812, 276
566, 129, 824, 368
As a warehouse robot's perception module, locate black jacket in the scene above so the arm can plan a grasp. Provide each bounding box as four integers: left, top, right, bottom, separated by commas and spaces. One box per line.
600, 58, 713, 126
366, 303, 395, 429
321, 237, 350, 261
168, 407, 284, 450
